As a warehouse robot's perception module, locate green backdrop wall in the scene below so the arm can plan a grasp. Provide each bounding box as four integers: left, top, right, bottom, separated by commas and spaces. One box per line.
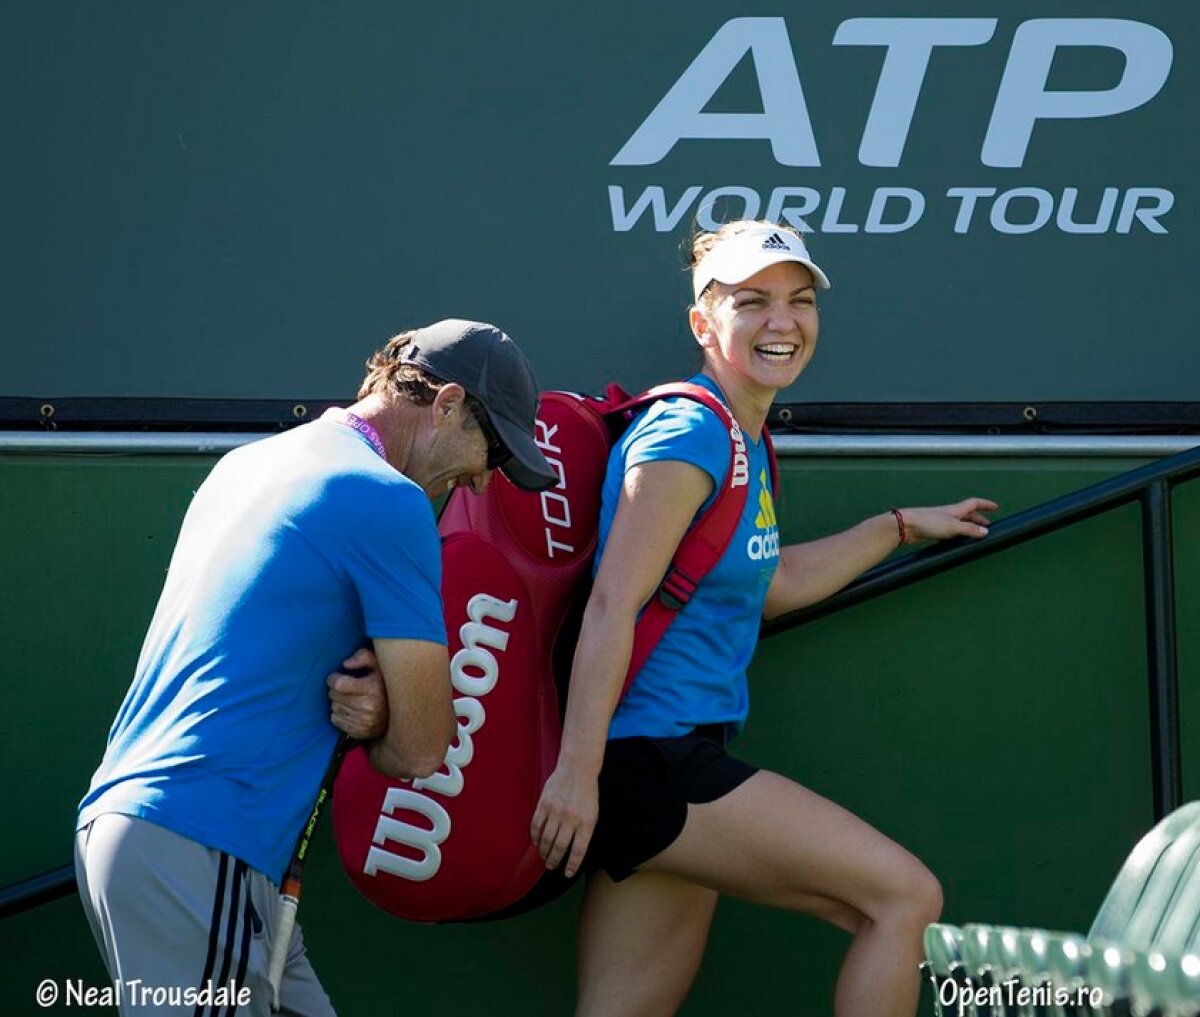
2, 0, 1194, 404
1, 447, 1195, 1014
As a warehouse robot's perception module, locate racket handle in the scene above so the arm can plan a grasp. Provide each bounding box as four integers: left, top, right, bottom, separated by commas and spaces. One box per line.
267, 893, 299, 1012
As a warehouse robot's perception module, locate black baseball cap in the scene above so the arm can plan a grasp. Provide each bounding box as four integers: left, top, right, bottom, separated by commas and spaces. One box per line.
401, 319, 558, 491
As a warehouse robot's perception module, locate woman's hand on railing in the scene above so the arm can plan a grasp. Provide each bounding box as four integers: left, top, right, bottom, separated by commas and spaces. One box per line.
897, 498, 998, 545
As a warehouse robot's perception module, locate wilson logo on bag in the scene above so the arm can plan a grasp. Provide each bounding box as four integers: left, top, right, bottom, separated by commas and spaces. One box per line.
332, 383, 776, 922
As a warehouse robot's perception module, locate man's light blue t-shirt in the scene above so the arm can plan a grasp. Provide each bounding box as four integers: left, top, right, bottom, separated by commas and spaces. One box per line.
599, 374, 780, 740
78, 418, 446, 881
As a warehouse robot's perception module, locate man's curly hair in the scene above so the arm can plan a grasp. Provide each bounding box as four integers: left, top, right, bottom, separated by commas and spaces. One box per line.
357, 331, 444, 403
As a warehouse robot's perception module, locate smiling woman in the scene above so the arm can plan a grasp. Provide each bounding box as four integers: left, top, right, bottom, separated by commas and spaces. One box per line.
530, 218, 999, 1017
690, 223, 826, 400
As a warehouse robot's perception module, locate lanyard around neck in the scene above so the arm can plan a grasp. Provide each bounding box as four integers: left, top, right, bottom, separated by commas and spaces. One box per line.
322, 408, 387, 461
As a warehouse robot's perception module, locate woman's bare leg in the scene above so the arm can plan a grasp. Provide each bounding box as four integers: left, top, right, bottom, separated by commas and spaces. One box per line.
576, 869, 718, 1017
642, 771, 942, 1017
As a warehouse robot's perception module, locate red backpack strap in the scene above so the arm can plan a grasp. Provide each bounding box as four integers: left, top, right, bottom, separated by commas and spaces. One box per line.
763, 424, 778, 494
607, 382, 754, 698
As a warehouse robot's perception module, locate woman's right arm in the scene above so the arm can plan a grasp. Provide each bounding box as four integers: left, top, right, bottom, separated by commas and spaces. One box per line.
531, 458, 713, 878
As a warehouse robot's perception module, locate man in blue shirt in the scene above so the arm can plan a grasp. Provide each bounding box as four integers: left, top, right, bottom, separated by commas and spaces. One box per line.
76, 319, 556, 1015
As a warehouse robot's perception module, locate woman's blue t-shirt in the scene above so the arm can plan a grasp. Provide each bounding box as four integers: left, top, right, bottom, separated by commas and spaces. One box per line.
597, 374, 779, 740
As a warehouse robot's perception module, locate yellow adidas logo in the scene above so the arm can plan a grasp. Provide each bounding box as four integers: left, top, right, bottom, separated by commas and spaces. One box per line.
754, 468, 776, 529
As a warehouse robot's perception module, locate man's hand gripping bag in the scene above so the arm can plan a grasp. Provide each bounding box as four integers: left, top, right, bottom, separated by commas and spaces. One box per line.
331, 391, 610, 922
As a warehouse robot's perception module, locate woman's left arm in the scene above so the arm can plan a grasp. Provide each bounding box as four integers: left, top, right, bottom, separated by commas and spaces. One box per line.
762, 498, 998, 620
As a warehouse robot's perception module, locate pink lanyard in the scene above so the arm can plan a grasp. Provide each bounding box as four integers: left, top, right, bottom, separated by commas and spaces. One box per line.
322, 408, 387, 461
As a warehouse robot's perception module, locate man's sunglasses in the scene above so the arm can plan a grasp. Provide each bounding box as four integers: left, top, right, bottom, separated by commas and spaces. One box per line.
465, 398, 511, 470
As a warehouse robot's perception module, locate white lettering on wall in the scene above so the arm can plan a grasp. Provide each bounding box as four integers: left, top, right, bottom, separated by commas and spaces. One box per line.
611, 18, 819, 167
832, 18, 997, 168
609, 184, 1171, 236
983, 19, 1173, 167
612, 17, 1172, 170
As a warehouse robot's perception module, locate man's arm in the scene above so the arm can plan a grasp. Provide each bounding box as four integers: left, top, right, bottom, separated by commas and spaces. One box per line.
331, 638, 456, 780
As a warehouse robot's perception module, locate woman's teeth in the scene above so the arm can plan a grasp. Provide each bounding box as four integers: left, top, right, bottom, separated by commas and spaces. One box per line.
756, 343, 798, 361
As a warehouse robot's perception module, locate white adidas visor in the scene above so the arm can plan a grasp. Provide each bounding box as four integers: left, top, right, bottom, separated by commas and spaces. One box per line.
692, 226, 831, 302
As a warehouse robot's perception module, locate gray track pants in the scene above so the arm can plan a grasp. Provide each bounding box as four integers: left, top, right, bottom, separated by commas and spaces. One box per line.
75, 814, 336, 1016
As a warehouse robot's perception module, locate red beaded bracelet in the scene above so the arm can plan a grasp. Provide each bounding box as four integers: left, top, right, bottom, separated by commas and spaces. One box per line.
890, 508, 908, 547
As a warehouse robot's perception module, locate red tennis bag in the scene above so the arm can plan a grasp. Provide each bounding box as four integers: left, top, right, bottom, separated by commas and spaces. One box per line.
331, 383, 775, 922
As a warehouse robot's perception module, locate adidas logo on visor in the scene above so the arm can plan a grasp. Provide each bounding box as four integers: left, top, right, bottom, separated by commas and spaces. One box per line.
761, 232, 790, 251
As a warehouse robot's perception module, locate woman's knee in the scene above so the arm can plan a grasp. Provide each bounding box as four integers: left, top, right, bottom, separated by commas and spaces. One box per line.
862, 855, 942, 931
889, 862, 943, 929
909, 865, 943, 926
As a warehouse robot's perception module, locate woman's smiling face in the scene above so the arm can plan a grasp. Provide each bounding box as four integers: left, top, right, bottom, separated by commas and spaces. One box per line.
692, 260, 820, 396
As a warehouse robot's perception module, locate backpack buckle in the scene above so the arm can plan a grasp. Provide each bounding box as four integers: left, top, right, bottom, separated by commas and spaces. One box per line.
658, 566, 698, 612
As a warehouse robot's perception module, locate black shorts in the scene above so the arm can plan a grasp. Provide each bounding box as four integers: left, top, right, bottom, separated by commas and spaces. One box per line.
586, 725, 758, 882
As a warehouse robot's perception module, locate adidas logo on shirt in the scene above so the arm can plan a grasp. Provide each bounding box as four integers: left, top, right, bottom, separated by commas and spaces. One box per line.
761, 233, 790, 251
754, 470, 777, 529
746, 468, 780, 561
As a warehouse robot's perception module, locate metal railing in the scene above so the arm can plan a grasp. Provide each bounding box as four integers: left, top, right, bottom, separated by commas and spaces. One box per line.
762, 441, 1200, 823
0, 865, 75, 920
3, 443, 1199, 922
2, 432, 1198, 457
